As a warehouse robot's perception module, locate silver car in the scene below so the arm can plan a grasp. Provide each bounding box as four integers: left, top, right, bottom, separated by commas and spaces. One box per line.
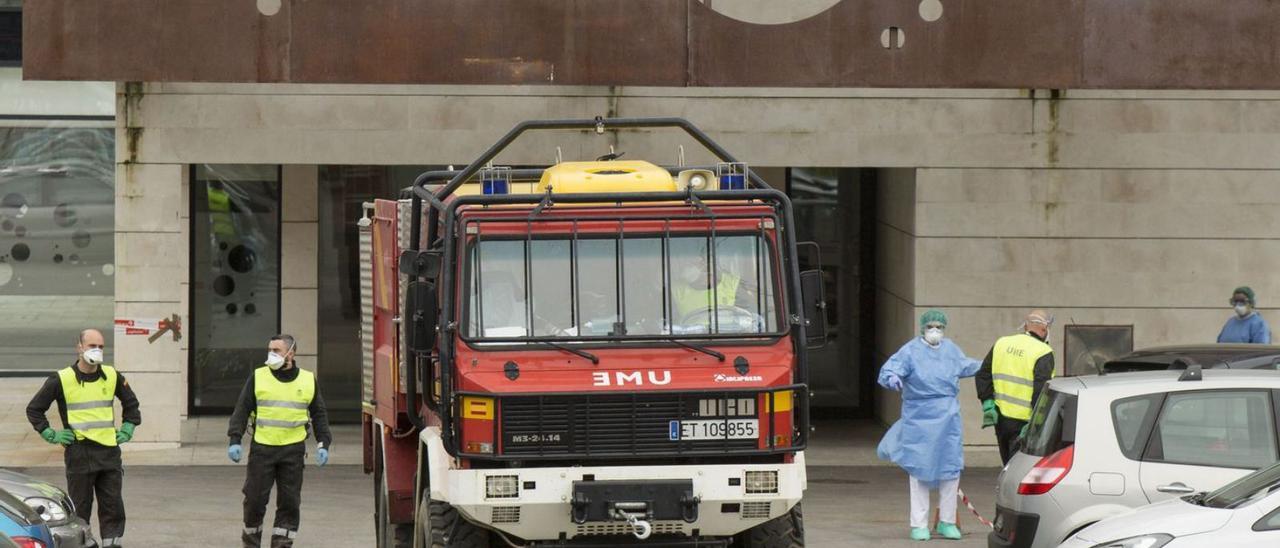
0, 469, 95, 548
989, 368, 1280, 548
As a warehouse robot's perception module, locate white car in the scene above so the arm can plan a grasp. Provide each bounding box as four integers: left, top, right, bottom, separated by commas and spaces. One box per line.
990, 367, 1280, 548
1058, 461, 1280, 547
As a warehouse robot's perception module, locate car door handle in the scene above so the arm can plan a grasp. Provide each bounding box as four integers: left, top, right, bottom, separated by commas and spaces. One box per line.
1156, 482, 1196, 494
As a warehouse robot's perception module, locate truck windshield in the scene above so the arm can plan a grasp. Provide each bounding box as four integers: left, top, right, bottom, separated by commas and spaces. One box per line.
465, 233, 780, 340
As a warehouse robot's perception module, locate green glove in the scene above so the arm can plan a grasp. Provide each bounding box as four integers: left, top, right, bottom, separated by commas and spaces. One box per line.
1020, 424, 1029, 438
981, 399, 998, 429
115, 422, 135, 444
41, 428, 74, 446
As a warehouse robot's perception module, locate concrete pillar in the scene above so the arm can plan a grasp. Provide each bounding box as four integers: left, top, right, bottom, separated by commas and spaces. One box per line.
113, 162, 187, 447
281, 166, 319, 375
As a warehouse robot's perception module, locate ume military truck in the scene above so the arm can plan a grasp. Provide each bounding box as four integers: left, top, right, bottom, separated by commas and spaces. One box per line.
361, 117, 825, 547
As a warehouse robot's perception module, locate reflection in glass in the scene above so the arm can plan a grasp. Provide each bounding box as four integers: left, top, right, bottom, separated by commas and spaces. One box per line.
190, 165, 280, 412
466, 234, 778, 340
0, 127, 114, 370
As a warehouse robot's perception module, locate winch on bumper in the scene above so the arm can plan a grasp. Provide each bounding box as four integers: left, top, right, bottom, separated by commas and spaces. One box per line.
427, 448, 806, 541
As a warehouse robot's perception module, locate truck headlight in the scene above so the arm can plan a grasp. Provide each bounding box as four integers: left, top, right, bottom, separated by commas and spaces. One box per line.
1090, 534, 1173, 548
485, 475, 520, 499
24, 496, 69, 524
744, 470, 779, 494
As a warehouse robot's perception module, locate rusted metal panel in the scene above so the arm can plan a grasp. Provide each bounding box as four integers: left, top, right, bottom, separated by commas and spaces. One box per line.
688, 0, 1082, 88
21, 0, 1280, 89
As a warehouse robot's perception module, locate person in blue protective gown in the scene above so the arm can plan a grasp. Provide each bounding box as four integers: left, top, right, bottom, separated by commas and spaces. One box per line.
1218, 286, 1271, 344
877, 309, 982, 542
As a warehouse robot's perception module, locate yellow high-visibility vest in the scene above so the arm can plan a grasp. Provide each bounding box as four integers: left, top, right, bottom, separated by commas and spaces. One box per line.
991, 333, 1053, 421
59, 365, 118, 447
253, 366, 315, 446
672, 272, 741, 319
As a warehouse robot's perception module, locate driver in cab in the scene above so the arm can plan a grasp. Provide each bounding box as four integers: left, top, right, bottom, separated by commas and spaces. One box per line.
671, 253, 759, 334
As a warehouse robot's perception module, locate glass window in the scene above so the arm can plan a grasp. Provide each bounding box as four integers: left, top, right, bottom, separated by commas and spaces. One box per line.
1111, 394, 1160, 460
465, 233, 780, 341
190, 165, 281, 412
1148, 391, 1277, 469
0, 127, 114, 371
1021, 389, 1077, 457
0, 6, 18, 67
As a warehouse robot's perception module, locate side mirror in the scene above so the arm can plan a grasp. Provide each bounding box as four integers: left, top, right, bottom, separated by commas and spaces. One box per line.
399, 250, 443, 281
799, 269, 828, 348
405, 280, 439, 352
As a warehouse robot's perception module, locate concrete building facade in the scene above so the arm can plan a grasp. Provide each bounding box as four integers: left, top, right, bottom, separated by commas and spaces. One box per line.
103, 83, 1280, 444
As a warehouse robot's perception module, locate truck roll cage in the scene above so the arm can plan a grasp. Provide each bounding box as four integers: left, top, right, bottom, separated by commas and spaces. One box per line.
400, 118, 809, 457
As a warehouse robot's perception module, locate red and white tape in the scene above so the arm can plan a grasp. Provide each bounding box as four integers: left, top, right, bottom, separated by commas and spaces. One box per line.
957, 488, 995, 530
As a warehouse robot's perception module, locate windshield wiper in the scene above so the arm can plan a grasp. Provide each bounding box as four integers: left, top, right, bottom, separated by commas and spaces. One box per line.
535, 341, 599, 364
665, 338, 725, 362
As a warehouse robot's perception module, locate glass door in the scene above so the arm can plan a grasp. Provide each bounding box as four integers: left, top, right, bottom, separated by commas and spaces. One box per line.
189, 165, 281, 413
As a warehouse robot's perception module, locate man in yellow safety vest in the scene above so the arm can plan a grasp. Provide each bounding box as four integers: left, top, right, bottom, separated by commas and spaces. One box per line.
227, 334, 332, 548
975, 310, 1056, 464
25, 328, 142, 548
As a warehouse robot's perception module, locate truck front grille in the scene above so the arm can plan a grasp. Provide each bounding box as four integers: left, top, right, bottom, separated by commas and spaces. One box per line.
498, 392, 759, 457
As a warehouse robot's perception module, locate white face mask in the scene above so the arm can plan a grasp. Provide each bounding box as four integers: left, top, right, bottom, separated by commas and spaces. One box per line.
923, 328, 944, 346
81, 348, 104, 366
266, 352, 286, 370
680, 265, 704, 285
1235, 304, 1251, 318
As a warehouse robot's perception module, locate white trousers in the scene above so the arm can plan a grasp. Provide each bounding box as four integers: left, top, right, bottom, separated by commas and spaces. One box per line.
908, 475, 959, 529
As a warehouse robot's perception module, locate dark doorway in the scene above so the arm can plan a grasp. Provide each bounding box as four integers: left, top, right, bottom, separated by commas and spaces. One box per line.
317, 166, 443, 422
788, 168, 877, 417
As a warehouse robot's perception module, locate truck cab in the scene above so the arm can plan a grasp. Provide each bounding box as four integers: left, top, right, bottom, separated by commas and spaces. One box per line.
362, 118, 821, 547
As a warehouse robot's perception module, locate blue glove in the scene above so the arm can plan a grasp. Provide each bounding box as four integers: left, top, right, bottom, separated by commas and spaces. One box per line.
883, 373, 903, 391
228, 444, 243, 463
316, 447, 329, 467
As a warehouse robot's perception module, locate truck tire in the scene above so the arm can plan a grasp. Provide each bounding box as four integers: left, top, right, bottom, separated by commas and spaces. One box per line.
420, 498, 490, 548
375, 440, 413, 548
740, 503, 804, 548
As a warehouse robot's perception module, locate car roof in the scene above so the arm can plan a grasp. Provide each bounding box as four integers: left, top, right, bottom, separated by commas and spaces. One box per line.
1111, 344, 1280, 364
1053, 368, 1280, 395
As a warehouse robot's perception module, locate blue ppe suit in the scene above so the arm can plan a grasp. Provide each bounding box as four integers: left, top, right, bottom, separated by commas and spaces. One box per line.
1217, 313, 1271, 344
877, 337, 982, 485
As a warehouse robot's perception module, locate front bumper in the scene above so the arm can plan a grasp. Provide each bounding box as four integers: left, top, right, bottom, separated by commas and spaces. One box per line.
424, 429, 805, 541
48, 517, 94, 548
987, 505, 1040, 548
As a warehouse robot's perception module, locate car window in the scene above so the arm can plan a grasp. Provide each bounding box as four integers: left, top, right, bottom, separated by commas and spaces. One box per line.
1145, 390, 1277, 469
1112, 394, 1161, 460
1022, 389, 1077, 457
1256, 505, 1280, 531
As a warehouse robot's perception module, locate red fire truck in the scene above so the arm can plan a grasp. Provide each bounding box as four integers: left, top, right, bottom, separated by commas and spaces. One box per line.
361, 118, 825, 547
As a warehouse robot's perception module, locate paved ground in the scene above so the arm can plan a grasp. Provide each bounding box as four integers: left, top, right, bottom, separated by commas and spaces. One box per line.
2, 376, 1005, 546
11, 465, 998, 547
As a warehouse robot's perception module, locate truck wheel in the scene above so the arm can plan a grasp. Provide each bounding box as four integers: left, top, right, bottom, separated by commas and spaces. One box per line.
423, 498, 490, 548
741, 503, 804, 548
375, 441, 413, 548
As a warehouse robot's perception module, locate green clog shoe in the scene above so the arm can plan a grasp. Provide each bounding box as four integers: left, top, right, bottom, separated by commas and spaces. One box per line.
910, 527, 931, 541
936, 522, 962, 540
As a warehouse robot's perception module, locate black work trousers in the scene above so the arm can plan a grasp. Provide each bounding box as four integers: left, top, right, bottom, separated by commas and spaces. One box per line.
243, 441, 306, 546
64, 442, 126, 544
995, 414, 1028, 464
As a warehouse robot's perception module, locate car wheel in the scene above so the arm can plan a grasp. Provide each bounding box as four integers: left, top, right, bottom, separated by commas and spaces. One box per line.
427, 498, 491, 548
374, 439, 413, 548
739, 503, 804, 548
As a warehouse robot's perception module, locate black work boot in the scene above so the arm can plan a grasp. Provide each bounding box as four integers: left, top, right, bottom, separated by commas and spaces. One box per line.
242, 527, 263, 547
269, 534, 295, 548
